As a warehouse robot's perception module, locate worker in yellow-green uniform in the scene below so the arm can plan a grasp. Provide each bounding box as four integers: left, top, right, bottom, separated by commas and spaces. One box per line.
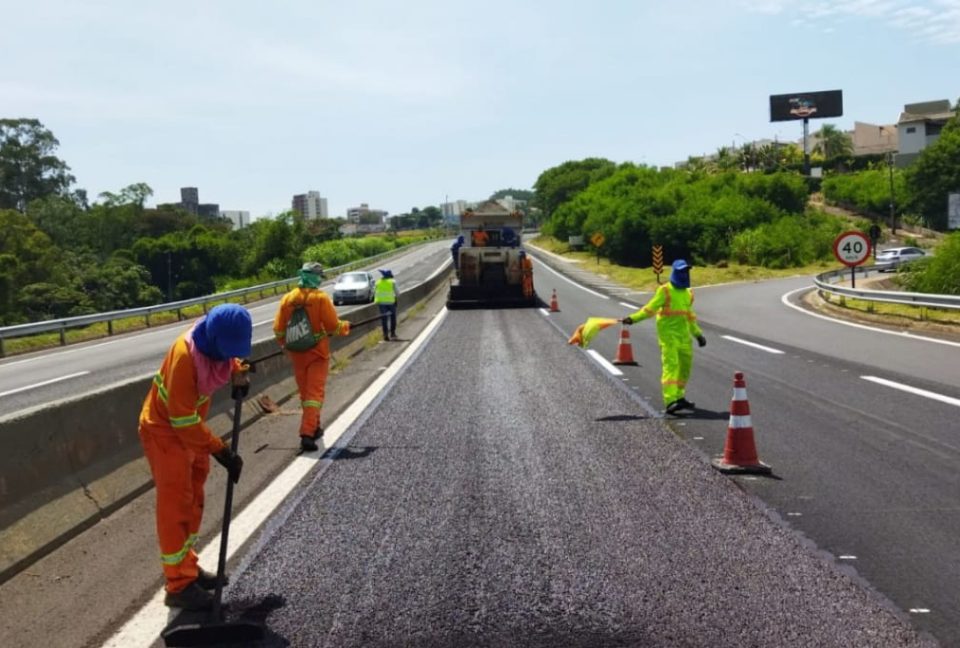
374, 269, 399, 341
623, 259, 706, 415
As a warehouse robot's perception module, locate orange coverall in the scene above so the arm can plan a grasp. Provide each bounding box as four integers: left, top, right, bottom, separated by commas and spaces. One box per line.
138, 333, 239, 594
273, 287, 350, 439
520, 255, 534, 298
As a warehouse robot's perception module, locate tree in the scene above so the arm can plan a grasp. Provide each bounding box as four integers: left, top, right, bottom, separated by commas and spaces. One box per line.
490, 188, 535, 202
533, 158, 616, 220
905, 109, 960, 230
813, 124, 853, 159
0, 119, 75, 211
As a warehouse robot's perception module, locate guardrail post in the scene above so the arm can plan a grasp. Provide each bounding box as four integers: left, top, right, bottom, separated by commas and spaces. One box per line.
202, 302, 208, 314
108, 320, 114, 336
176, 308, 182, 322
59, 325, 67, 346
0, 337, 5, 358
146, 312, 151, 327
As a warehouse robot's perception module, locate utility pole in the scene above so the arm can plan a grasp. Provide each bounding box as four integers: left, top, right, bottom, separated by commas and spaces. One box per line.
887, 152, 897, 235
166, 251, 173, 302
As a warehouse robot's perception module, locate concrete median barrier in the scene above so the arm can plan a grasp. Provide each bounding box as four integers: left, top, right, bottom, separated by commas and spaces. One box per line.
0, 263, 451, 583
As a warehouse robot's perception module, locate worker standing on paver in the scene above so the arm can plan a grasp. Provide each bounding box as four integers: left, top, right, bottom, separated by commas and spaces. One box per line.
451, 235, 465, 275
138, 303, 251, 610
622, 259, 706, 415
374, 268, 399, 341
273, 261, 351, 452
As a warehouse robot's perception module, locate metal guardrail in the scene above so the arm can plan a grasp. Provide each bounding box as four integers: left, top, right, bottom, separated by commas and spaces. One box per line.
814, 265, 960, 310
0, 240, 435, 357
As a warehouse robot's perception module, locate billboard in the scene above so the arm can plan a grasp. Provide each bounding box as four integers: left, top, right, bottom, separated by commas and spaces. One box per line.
770, 90, 843, 122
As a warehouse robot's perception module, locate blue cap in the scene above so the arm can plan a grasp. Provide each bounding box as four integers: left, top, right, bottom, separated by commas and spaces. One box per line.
672, 259, 690, 271
379, 269, 394, 278
206, 304, 252, 359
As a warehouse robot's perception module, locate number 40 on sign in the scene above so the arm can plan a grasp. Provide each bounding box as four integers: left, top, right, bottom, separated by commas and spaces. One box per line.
832, 231, 872, 288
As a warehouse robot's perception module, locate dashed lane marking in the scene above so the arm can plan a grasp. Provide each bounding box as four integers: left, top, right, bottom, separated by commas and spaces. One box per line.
721, 335, 785, 354
619, 301, 640, 310
587, 350, 624, 376
861, 376, 960, 408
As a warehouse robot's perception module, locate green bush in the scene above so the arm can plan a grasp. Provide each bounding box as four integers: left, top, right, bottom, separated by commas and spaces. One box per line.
898, 231, 960, 295
730, 211, 842, 268
822, 169, 904, 217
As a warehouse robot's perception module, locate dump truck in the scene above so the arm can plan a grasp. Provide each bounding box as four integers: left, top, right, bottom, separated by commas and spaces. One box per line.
447, 201, 537, 308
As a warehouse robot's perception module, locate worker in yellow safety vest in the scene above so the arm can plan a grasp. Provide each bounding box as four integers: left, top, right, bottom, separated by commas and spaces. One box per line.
623, 259, 706, 415
374, 269, 399, 341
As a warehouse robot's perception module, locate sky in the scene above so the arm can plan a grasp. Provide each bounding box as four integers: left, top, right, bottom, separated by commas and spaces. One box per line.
2, 0, 958, 219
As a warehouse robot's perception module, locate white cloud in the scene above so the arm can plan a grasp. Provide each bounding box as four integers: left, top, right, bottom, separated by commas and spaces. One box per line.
741, 0, 960, 43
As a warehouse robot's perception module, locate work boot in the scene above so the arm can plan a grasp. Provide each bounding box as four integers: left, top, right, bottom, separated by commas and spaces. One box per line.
195, 568, 227, 590
665, 400, 683, 415
300, 435, 319, 452
675, 398, 696, 411
164, 583, 213, 610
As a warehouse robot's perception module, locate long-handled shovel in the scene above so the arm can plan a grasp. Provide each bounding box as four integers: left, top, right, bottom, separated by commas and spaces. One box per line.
161, 388, 265, 647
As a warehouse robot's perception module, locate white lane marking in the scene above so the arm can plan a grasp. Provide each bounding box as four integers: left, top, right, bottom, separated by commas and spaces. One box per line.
534, 256, 608, 299
839, 555, 857, 560
586, 350, 623, 376
910, 608, 931, 614
721, 335, 785, 355
0, 371, 91, 398
620, 301, 640, 310
539, 308, 551, 317
782, 287, 960, 349
861, 376, 960, 408
103, 308, 450, 647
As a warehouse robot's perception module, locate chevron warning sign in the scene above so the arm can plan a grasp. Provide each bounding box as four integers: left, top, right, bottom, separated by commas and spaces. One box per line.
652, 245, 664, 284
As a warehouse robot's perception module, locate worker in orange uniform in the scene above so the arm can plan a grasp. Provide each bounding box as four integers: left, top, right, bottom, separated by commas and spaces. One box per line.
623, 259, 706, 415
138, 303, 251, 611
519, 249, 534, 299
472, 226, 489, 247
273, 261, 351, 452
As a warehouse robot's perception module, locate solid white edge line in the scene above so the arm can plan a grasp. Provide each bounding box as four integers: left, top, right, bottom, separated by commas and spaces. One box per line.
0, 371, 91, 398
861, 375, 960, 408
103, 307, 451, 647
781, 287, 960, 349
533, 255, 609, 299
721, 335, 785, 355
586, 349, 624, 376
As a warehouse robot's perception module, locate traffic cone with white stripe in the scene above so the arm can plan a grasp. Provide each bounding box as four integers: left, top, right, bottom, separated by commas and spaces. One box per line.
549, 289, 560, 312
612, 324, 638, 366
711, 372, 772, 475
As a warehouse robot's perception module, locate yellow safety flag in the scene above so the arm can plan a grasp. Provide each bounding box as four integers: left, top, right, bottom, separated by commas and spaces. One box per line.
567, 317, 619, 349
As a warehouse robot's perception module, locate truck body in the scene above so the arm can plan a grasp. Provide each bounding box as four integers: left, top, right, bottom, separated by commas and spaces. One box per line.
447, 201, 537, 308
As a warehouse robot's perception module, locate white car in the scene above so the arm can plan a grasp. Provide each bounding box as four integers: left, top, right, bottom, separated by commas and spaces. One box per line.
332, 271, 376, 305
875, 246, 926, 271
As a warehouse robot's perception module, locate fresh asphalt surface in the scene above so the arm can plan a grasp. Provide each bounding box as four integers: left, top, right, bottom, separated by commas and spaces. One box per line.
0, 241, 450, 415
191, 306, 933, 647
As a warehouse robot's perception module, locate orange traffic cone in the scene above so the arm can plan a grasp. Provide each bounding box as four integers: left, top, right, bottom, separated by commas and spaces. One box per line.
549, 289, 560, 312
711, 372, 772, 475
612, 324, 638, 366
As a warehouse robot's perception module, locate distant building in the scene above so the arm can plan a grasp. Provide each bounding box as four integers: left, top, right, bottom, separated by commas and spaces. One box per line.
850, 121, 898, 156
346, 203, 388, 226
292, 191, 329, 219
176, 187, 219, 218
441, 199, 471, 225
221, 210, 250, 229
896, 99, 956, 167
494, 195, 527, 213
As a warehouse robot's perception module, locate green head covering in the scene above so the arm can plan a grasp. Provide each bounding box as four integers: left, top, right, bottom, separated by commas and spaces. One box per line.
299, 262, 324, 288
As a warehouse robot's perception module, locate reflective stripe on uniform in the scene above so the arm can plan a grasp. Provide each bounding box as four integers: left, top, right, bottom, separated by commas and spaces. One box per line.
302, 399, 323, 409
662, 378, 688, 387
153, 373, 169, 403
170, 412, 201, 428
160, 532, 198, 566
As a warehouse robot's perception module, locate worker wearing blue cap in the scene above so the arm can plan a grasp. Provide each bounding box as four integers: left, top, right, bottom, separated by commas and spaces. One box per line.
374, 269, 399, 341
623, 259, 706, 415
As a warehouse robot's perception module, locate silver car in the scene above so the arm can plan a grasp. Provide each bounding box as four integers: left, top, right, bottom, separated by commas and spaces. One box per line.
332, 271, 376, 305
876, 246, 926, 271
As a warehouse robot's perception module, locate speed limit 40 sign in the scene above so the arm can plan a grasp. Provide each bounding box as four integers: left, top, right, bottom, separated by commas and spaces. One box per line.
833, 231, 872, 267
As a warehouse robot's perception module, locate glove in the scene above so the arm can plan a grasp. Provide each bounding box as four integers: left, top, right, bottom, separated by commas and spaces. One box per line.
696, 335, 706, 348
622, 316, 633, 325
341, 320, 351, 336
231, 364, 250, 400
213, 447, 243, 484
